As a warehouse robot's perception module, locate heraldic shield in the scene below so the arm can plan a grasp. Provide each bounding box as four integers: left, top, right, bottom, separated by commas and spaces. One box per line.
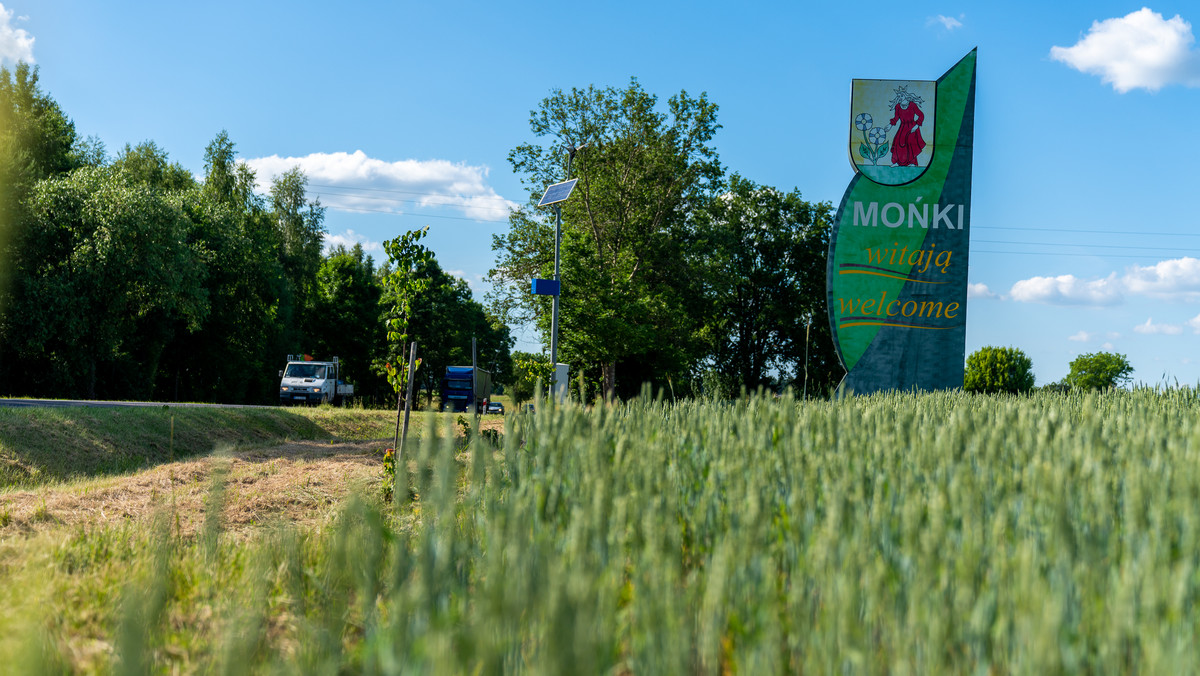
849, 79, 936, 186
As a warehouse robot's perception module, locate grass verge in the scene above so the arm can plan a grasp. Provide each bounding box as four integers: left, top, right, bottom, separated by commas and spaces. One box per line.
0, 404, 404, 491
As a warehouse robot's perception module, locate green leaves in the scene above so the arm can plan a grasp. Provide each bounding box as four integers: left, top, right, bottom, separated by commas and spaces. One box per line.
964, 346, 1035, 394
1066, 352, 1134, 390
859, 142, 871, 160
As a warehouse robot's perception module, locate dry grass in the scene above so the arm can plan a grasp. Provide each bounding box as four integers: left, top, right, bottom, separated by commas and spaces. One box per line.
0, 440, 383, 540
0, 412, 506, 541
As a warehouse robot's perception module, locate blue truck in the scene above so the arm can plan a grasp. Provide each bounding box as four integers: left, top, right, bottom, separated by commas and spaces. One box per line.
440, 366, 492, 413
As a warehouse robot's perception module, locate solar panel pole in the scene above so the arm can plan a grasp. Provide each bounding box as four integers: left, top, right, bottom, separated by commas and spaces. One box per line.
550, 199, 562, 369
550, 144, 582, 372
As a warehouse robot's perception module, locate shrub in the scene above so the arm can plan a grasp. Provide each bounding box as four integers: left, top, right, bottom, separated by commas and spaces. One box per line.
1066, 351, 1133, 390
964, 346, 1035, 394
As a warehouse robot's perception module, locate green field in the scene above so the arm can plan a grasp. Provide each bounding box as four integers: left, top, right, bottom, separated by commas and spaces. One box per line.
2, 389, 1200, 673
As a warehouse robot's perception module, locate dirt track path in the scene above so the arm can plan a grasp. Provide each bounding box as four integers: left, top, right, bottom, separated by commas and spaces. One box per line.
0, 440, 386, 539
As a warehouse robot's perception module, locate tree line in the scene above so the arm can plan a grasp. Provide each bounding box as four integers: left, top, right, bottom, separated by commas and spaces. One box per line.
489, 79, 843, 400
0, 63, 510, 404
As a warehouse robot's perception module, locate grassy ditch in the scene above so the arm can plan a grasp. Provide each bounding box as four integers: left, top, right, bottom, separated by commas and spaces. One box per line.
0, 404, 402, 490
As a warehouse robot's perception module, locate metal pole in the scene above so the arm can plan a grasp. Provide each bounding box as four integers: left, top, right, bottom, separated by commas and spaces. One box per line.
550, 204, 561, 368
550, 147, 576, 378
472, 337, 479, 421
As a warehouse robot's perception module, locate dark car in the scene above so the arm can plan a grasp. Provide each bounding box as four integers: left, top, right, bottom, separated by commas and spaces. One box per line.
485, 401, 504, 414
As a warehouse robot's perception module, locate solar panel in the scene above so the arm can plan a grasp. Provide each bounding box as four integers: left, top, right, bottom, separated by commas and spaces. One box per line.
538, 178, 579, 207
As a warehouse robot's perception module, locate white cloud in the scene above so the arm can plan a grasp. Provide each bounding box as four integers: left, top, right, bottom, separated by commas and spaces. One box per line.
1010, 256, 1200, 306
1122, 257, 1200, 299
1068, 330, 1093, 342
1009, 273, 1122, 305
1050, 8, 1200, 92
1188, 312, 1200, 333
244, 150, 518, 222
1134, 317, 1183, 335
0, 3, 34, 64
324, 229, 382, 256
446, 269, 484, 293
967, 282, 996, 299
1102, 342, 1115, 350
928, 14, 964, 31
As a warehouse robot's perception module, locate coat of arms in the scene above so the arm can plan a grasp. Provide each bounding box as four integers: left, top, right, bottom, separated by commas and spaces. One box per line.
849, 79, 936, 186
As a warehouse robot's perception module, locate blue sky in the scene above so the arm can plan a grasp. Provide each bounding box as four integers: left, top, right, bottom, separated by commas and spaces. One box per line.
3, 1, 1199, 385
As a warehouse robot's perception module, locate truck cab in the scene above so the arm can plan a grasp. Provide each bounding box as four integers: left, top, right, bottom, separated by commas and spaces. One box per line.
279, 355, 353, 405
440, 366, 492, 413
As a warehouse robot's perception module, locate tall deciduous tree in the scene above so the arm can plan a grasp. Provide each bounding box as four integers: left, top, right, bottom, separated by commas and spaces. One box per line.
311, 244, 387, 400
11, 165, 207, 398
0, 62, 80, 349
489, 79, 721, 398
270, 167, 326, 345
694, 174, 840, 396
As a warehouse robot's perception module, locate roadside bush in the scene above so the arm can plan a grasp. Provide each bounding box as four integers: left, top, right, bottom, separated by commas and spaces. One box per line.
1066, 351, 1134, 390
964, 345, 1035, 394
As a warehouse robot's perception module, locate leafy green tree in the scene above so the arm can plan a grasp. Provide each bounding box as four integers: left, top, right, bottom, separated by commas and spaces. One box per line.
489, 78, 721, 399
1066, 352, 1134, 390
112, 141, 195, 191
510, 351, 555, 404
270, 167, 326, 345
0, 62, 80, 336
963, 346, 1035, 394
10, 165, 207, 398
404, 257, 512, 406
693, 174, 840, 396
311, 244, 386, 400
379, 227, 435, 402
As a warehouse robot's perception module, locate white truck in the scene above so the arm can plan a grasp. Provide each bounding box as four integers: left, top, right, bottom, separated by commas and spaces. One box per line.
278, 355, 354, 405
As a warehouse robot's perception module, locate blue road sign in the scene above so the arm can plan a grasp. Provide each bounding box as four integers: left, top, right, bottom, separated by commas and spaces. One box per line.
531, 278, 560, 296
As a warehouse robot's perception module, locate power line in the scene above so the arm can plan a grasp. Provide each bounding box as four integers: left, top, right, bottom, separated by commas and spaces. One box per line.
307, 188, 517, 213
972, 249, 1190, 260
975, 225, 1200, 238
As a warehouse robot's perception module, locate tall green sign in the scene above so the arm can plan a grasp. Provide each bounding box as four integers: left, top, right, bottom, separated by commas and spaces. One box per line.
827, 50, 976, 393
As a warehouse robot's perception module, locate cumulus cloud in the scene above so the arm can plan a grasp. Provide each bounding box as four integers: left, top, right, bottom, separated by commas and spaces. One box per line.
0, 3, 34, 64
1050, 8, 1200, 92
1068, 330, 1093, 342
1122, 257, 1200, 299
1134, 317, 1183, 335
967, 282, 996, 299
928, 14, 963, 30
244, 150, 518, 222
1189, 312, 1200, 333
324, 229, 382, 256
1101, 342, 1115, 350
1009, 273, 1122, 305
1010, 257, 1200, 305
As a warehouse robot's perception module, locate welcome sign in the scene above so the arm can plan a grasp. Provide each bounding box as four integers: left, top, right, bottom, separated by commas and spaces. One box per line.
827, 50, 976, 393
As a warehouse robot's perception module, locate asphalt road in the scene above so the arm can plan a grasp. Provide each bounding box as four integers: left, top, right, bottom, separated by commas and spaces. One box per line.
0, 398, 275, 409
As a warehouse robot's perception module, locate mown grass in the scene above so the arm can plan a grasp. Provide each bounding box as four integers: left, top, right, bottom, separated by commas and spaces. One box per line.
0, 404, 403, 491
4, 388, 1200, 673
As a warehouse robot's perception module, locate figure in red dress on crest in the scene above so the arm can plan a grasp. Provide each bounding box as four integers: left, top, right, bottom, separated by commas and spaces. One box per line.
888, 86, 926, 167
